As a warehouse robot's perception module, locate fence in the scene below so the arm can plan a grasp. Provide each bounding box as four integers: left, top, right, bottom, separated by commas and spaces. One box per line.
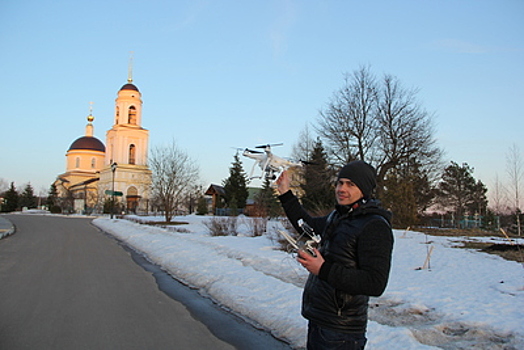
420, 214, 501, 230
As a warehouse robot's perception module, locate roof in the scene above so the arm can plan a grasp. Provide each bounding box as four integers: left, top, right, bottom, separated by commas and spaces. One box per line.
205, 184, 225, 196
68, 136, 105, 152
69, 177, 100, 189
120, 83, 139, 92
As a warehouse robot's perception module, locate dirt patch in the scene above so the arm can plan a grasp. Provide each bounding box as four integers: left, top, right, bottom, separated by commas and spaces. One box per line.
480, 243, 523, 263
144, 221, 189, 226
416, 227, 524, 263
417, 227, 499, 237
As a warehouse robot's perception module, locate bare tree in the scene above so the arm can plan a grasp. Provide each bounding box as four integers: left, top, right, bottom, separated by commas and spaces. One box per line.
489, 174, 509, 215
316, 66, 379, 166
0, 178, 8, 193
506, 144, 523, 235
149, 140, 200, 222
375, 74, 442, 196
316, 67, 442, 199
291, 123, 316, 164
290, 123, 316, 194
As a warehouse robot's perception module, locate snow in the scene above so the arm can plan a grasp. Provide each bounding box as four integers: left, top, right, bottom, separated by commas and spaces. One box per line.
92, 215, 524, 349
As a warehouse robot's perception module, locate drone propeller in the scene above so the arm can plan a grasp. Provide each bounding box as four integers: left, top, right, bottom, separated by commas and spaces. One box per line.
245, 148, 264, 154
255, 143, 283, 149
231, 147, 265, 154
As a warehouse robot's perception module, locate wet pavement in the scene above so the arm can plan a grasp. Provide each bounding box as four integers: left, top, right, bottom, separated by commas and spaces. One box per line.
0, 214, 292, 350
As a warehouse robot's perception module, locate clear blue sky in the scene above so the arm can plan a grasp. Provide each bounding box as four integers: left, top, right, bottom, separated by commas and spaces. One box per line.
1, 0, 523, 199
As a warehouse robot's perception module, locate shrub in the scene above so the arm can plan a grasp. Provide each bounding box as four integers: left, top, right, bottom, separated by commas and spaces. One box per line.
50, 205, 62, 214
247, 216, 268, 237
204, 216, 238, 236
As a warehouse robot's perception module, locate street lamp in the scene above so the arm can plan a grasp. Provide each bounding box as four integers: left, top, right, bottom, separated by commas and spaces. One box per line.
110, 162, 117, 219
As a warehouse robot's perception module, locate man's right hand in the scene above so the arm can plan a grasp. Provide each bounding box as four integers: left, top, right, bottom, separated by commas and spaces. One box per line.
276, 170, 290, 195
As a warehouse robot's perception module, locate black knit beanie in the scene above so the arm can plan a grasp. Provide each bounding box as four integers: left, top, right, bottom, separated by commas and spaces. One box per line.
337, 160, 377, 198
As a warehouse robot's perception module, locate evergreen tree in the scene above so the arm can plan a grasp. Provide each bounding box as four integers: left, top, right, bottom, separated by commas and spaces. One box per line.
468, 179, 488, 216
196, 195, 208, 215
382, 169, 418, 227
46, 183, 60, 211
382, 159, 435, 227
300, 138, 336, 215
438, 162, 487, 221
20, 183, 37, 209
253, 178, 281, 218
2, 182, 19, 212
222, 153, 249, 214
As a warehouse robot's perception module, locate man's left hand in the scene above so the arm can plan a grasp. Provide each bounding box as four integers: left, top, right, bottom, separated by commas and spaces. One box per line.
297, 248, 324, 275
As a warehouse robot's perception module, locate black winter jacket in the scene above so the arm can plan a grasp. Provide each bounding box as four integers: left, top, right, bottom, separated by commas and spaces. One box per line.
278, 190, 394, 333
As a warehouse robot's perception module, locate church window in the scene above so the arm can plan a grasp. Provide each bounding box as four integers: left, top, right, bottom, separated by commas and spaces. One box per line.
115, 106, 120, 124
75, 157, 80, 168
129, 144, 136, 165
128, 106, 137, 124
91, 158, 96, 169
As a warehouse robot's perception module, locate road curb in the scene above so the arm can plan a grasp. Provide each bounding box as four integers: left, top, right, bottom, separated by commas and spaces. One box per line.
0, 216, 15, 239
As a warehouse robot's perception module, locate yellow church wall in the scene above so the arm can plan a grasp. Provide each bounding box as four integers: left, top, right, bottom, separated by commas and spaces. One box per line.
114, 89, 143, 126
98, 163, 152, 213
66, 149, 105, 173
105, 128, 149, 167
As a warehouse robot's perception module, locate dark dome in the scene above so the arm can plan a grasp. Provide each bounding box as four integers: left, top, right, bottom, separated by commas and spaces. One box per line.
120, 83, 139, 92
68, 136, 105, 152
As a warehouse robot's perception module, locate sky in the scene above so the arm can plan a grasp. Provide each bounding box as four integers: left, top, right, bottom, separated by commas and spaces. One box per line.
1, 0, 523, 199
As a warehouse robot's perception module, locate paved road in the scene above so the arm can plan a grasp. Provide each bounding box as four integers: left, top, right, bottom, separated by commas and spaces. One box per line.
0, 215, 290, 350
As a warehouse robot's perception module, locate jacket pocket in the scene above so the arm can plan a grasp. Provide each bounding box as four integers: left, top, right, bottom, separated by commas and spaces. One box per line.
334, 289, 353, 316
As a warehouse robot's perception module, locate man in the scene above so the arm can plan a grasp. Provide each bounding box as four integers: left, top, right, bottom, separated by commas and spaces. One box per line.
276, 160, 394, 350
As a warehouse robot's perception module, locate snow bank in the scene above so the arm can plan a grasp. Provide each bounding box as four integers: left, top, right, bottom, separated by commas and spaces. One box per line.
93, 216, 524, 349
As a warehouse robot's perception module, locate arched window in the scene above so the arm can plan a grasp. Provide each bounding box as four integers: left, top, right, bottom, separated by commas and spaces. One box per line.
91, 158, 96, 169
127, 186, 138, 196
128, 106, 137, 124
115, 106, 120, 124
129, 144, 136, 165
75, 157, 80, 168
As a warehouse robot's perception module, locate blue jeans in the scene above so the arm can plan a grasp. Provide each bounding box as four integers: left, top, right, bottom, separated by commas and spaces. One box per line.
307, 322, 367, 350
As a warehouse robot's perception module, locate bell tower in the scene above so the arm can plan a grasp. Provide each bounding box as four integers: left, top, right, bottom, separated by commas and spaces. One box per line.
98, 60, 152, 214
105, 79, 148, 166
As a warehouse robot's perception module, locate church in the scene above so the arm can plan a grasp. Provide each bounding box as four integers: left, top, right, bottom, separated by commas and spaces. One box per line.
55, 77, 152, 214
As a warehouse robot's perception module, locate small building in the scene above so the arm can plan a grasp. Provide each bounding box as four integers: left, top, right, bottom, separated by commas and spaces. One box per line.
204, 184, 225, 214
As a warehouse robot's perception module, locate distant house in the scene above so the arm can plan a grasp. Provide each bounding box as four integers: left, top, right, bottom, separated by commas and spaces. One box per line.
204, 184, 226, 214
244, 187, 262, 216
204, 184, 264, 216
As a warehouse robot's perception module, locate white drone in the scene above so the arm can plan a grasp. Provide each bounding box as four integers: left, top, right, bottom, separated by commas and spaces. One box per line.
241, 143, 304, 181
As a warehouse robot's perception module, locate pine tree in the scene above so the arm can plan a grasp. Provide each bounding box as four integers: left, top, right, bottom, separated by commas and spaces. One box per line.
438, 161, 487, 223
382, 160, 435, 227
300, 138, 336, 215
20, 183, 37, 209
2, 182, 19, 212
196, 196, 208, 215
468, 180, 488, 216
253, 178, 281, 218
222, 154, 249, 214
46, 183, 61, 213
382, 169, 418, 227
